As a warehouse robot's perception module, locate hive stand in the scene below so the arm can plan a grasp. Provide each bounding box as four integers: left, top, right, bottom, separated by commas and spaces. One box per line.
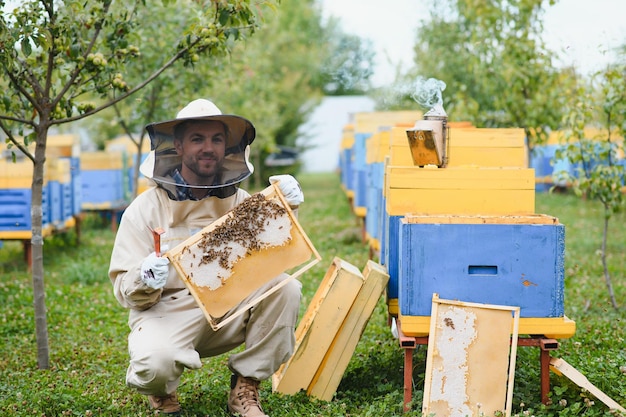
396, 318, 559, 413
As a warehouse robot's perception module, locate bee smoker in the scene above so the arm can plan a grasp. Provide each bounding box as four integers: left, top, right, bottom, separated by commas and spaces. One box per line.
405, 109, 449, 168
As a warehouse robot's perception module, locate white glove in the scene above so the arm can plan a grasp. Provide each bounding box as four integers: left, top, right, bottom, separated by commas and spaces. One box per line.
269, 175, 304, 207
141, 251, 170, 289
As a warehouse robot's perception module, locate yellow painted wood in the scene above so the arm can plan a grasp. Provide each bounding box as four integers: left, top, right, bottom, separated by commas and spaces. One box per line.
368, 237, 380, 253
80, 151, 125, 170
353, 206, 366, 218
387, 188, 535, 215
47, 134, 81, 157
340, 124, 355, 150
273, 257, 364, 395
366, 129, 392, 164
385, 166, 535, 216
307, 260, 389, 401
402, 213, 559, 225
365, 132, 380, 165
0, 159, 52, 187
398, 314, 576, 338
49, 158, 71, 183
0, 134, 80, 158
354, 111, 422, 135
390, 126, 528, 168
0, 226, 54, 240
387, 298, 398, 316
389, 127, 414, 166
105, 134, 152, 155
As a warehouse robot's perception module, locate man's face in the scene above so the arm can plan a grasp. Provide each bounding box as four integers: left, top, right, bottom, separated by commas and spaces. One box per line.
174, 120, 227, 186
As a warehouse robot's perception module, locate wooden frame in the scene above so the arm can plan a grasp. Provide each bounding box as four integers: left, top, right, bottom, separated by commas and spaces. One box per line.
166, 183, 321, 330
422, 294, 520, 417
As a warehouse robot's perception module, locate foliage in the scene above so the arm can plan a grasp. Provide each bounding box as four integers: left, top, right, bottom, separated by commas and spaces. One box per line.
554, 65, 626, 309
379, 0, 573, 148
0, 0, 275, 369
313, 16, 376, 96
0, 174, 625, 416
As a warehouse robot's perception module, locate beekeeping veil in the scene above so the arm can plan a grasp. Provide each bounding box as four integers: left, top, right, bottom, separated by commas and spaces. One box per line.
140, 99, 255, 199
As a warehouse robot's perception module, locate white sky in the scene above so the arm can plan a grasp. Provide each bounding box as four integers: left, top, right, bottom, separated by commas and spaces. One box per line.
319, 0, 626, 87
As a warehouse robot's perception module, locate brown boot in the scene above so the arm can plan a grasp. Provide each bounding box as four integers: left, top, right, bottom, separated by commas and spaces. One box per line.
227, 374, 269, 417
148, 392, 181, 415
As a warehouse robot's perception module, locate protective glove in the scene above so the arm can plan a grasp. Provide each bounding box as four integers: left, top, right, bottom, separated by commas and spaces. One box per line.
269, 174, 304, 207
140, 251, 170, 289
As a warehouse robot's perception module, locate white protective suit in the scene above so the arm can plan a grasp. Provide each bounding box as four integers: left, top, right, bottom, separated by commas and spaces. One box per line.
108, 184, 302, 396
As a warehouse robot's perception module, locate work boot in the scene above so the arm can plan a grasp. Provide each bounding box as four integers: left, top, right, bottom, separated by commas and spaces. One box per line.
148, 392, 181, 415
227, 374, 269, 417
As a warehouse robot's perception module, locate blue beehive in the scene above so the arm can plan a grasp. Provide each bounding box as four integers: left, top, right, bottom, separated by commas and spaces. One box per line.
0, 149, 53, 232
80, 151, 127, 209
398, 216, 565, 318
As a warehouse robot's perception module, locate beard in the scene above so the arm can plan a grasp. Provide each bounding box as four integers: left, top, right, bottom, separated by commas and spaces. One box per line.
182, 153, 225, 185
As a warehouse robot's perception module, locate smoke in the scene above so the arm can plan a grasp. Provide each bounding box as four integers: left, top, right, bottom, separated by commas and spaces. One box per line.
410, 77, 447, 116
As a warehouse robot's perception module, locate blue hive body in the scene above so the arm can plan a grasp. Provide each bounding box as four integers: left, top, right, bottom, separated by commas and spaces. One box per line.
398, 221, 565, 318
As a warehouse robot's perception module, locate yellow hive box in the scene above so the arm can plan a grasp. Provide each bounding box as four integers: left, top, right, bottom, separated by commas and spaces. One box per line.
48, 158, 71, 183
80, 151, 125, 170
389, 126, 528, 168
353, 111, 422, 135
0, 158, 51, 188
385, 165, 535, 216
47, 134, 81, 158
448, 127, 527, 167
366, 128, 391, 165
166, 184, 321, 330
340, 124, 355, 150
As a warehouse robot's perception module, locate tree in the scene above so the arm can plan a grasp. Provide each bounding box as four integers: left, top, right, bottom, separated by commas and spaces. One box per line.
0, 0, 274, 369
313, 17, 375, 96
555, 65, 626, 310
91, 0, 339, 191
386, 0, 570, 150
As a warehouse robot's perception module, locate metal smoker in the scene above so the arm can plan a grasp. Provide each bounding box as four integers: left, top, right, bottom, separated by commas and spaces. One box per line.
405, 107, 449, 168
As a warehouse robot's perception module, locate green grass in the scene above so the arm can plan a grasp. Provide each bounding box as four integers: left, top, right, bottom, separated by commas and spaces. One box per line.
1, 173, 625, 416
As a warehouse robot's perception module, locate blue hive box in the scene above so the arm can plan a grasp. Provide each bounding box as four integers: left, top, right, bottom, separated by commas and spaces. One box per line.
398, 215, 565, 318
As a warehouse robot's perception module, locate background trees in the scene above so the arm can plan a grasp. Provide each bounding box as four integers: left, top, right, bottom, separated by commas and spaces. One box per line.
0, 0, 275, 369
381, 0, 574, 150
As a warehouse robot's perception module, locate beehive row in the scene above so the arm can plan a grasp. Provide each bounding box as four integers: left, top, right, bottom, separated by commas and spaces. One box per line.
0, 135, 150, 242
338, 111, 575, 339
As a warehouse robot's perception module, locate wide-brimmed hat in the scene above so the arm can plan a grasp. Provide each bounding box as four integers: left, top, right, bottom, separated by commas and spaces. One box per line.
140, 99, 256, 195
145, 99, 255, 151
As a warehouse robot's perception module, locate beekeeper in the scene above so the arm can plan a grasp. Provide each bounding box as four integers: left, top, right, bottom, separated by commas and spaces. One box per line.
108, 99, 304, 417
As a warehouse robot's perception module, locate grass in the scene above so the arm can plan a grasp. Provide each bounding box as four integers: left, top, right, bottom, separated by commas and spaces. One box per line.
0, 172, 625, 416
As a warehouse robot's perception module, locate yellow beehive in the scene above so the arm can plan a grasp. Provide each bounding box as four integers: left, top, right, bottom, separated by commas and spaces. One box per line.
385, 165, 535, 216
166, 184, 321, 330
48, 157, 71, 183
390, 126, 528, 168
366, 128, 391, 165
340, 124, 355, 151
80, 151, 125, 170
0, 158, 53, 188
47, 133, 81, 158
353, 111, 421, 135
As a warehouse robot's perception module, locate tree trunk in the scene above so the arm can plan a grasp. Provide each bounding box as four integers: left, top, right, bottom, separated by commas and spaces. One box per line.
601, 210, 619, 310
32, 127, 50, 369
